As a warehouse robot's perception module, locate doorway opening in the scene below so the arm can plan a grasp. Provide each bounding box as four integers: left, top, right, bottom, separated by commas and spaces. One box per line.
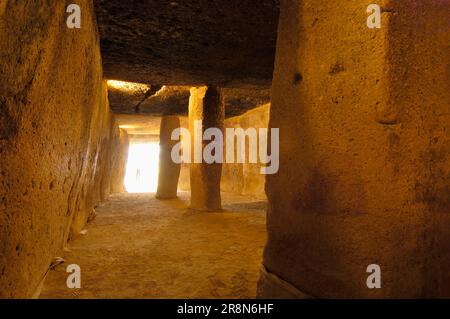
124, 142, 160, 193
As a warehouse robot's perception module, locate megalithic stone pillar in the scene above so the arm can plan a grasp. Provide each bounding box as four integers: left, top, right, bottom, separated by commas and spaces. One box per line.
156, 115, 181, 199
189, 86, 224, 211
258, 0, 450, 298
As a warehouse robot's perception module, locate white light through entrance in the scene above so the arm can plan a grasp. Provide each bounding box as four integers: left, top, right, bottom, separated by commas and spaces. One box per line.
124, 143, 160, 193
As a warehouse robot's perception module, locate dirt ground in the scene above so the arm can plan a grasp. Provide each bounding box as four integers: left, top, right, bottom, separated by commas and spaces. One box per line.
39, 192, 267, 299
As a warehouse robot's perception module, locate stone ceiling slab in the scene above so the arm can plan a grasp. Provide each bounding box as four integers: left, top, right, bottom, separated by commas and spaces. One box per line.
94, 0, 279, 86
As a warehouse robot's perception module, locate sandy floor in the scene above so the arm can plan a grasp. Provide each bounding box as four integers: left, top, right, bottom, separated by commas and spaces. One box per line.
40, 192, 267, 299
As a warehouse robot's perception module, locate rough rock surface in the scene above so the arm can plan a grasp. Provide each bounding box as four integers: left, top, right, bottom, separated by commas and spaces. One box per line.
110, 128, 129, 194
189, 87, 224, 211
156, 116, 181, 199
221, 104, 270, 200
177, 104, 269, 200
115, 114, 163, 136
0, 0, 123, 298
94, 0, 280, 86
222, 87, 271, 118
260, 0, 450, 298
108, 83, 191, 115
108, 82, 271, 118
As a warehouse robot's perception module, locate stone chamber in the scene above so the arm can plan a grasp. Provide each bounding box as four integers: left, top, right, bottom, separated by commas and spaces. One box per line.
0, 0, 448, 299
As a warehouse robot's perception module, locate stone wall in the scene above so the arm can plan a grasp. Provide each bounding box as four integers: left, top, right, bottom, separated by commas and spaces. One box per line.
259, 0, 450, 298
0, 0, 123, 298
221, 104, 269, 200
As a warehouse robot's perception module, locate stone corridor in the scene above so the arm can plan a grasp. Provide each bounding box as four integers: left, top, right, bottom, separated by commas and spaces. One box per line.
1, 1, 448, 300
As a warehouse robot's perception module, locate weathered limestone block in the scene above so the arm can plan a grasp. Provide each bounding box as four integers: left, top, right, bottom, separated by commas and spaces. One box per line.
259, 0, 450, 298
68, 81, 114, 239
110, 127, 130, 193
189, 87, 224, 211
221, 104, 269, 200
0, 0, 115, 298
156, 116, 181, 199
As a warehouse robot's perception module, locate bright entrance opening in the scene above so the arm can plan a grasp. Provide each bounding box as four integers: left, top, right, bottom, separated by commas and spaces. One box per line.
124, 143, 160, 193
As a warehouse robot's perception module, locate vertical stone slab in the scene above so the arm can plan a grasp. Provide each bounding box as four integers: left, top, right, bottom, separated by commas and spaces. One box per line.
387, 1, 450, 298
0, 1, 113, 298
110, 128, 130, 193
156, 116, 181, 199
259, 0, 450, 298
189, 86, 224, 211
